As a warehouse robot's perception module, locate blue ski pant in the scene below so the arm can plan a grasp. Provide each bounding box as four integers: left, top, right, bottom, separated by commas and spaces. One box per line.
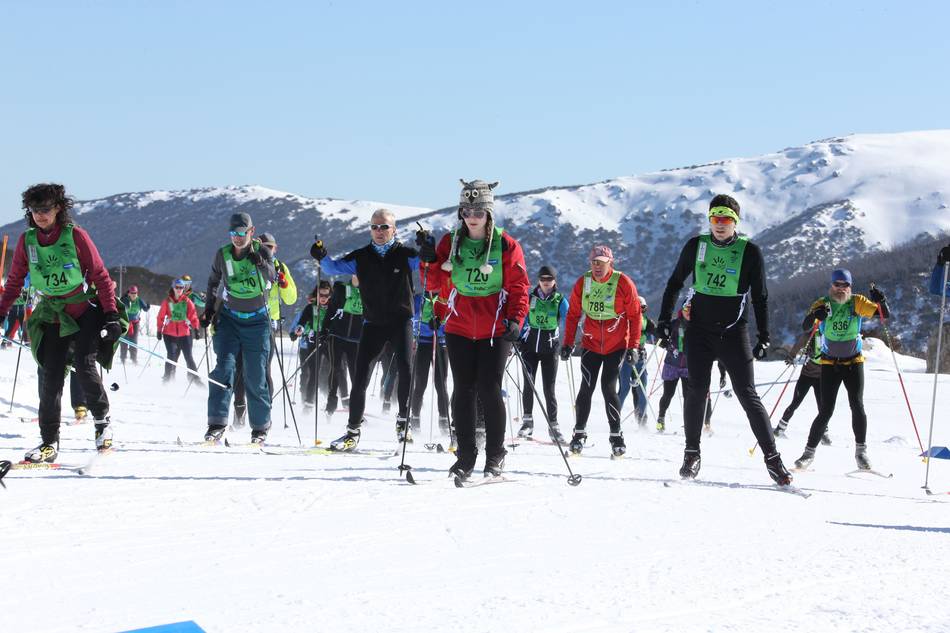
618, 358, 647, 417
207, 309, 271, 430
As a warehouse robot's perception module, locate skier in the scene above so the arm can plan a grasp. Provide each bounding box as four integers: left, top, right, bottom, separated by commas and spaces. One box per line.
0, 183, 125, 463
773, 328, 828, 444
231, 232, 298, 426
182, 274, 206, 313
929, 242, 950, 296
658, 194, 792, 484
517, 265, 568, 442
409, 289, 450, 435
311, 208, 425, 449
200, 213, 276, 444
291, 282, 332, 409
2, 278, 31, 346
325, 276, 362, 415
655, 310, 714, 432
119, 285, 150, 364
561, 245, 642, 457
423, 179, 530, 479
156, 278, 200, 382
618, 296, 656, 425
793, 269, 889, 470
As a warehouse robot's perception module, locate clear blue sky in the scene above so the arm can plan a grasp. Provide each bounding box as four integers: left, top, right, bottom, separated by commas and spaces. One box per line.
1, 1, 948, 224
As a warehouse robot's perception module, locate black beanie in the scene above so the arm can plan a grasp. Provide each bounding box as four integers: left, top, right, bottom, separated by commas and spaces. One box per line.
538, 265, 557, 278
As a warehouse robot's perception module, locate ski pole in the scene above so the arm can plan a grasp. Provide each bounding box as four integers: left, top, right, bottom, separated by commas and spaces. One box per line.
924, 261, 949, 493
274, 319, 302, 446
7, 325, 25, 413
137, 336, 163, 379
424, 331, 442, 452
183, 336, 210, 397
619, 344, 659, 425
512, 346, 582, 486
648, 348, 666, 396
119, 335, 229, 388
870, 282, 924, 454
400, 260, 429, 483
748, 320, 819, 456
565, 351, 578, 417
276, 321, 288, 430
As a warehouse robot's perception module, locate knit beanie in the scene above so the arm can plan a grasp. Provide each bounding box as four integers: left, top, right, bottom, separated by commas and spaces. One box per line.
442, 179, 500, 274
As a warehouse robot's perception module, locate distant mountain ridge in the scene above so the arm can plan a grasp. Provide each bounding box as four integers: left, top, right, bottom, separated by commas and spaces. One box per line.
1, 131, 948, 355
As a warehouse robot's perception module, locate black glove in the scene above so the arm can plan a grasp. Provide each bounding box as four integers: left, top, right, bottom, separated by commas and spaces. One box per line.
938, 244, 950, 266
415, 230, 437, 263
193, 328, 201, 340
310, 238, 327, 261
246, 248, 264, 266
656, 320, 672, 347
868, 285, 886, 304
101, 312, 124, 343
752, 335, 770, 361
810, 304, 830, 322
624, 348, 636, 364
501, 320, 521, 343
559, 345, 573, 361
289, 331, 298, 342
638, 347, 647, 363
156, 331, 163, 341
200, 308, 215, 329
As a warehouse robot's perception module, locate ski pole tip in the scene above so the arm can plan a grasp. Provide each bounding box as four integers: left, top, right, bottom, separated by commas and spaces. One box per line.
110, 382, 120, 391
567, 474, 582, 486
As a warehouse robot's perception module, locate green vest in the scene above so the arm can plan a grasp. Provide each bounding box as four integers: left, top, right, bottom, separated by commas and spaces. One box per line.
582, 271, 620, 321
528, 292, 562, 330
822, 297, 861, 342
420, 295, 438, 323
693, 234, 749, 297
450, 227, 504, 297
126, 298, 141, 318
222, 243, 264, 300
639, 315, 647, 346
311, 305, 326, 333
25, 224, 85, 297
343, 285, 363, 315
169, 299, 188, 322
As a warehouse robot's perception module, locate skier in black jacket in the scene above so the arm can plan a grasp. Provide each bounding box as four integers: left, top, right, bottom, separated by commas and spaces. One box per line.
658, 194, 792, 485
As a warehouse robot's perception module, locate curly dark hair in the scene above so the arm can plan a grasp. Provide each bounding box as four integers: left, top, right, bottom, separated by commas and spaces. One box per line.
21, 183, 75, 228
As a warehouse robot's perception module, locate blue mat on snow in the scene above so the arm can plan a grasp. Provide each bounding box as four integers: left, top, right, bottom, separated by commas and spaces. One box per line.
920, 446, 950, 459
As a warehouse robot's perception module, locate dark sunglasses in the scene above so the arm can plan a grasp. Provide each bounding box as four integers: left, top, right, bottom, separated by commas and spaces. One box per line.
370, 224, 392, 231
539, 276, 555, 282
229, 229, 249, 237
832, 281, 851, 288
461, 209, 486, 219
29, 204, 57, 215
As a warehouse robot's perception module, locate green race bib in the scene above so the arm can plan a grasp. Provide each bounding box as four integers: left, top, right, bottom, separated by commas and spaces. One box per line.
25, 225, 85, 297
693, 234, 748, 297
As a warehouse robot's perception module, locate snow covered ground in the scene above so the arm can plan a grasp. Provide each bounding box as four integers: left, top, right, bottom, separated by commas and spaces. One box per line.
1, 335, 948, 633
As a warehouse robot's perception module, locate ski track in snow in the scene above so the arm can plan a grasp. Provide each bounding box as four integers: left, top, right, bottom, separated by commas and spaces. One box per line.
0, 340, 948, 633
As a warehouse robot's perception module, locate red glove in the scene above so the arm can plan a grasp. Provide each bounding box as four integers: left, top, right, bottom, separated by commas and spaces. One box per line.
277, 270, 288, 289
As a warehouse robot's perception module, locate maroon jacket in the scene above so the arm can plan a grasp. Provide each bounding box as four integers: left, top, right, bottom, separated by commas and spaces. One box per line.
0, 223, 117, 320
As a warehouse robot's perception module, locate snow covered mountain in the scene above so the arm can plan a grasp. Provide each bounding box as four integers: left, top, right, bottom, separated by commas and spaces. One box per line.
1, 131, 948, 352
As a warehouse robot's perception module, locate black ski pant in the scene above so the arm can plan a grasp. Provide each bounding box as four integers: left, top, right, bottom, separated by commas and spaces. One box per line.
120, 321, 140, 363
37, 357, 87, 411
327, 336, 355, 412
781, 372, 821, 423
658, 377, 712, 424
574, 348, 624, 436
806, 362, 866, 448
299, 345, 318, 405
520, 349, 559, 423
36, 306, 110, 445
162, 334, 198, 381
684, 323, 776, 454
348, 319, 413, 428
410, 339, 449, 420
446, 334, 509, 467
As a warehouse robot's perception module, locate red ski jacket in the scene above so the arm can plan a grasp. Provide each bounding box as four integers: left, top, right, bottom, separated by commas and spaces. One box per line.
563, 268, 642, 355
156, 293, 199, 338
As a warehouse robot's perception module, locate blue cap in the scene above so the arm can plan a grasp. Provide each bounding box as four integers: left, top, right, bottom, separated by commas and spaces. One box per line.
831, 269, 852, 285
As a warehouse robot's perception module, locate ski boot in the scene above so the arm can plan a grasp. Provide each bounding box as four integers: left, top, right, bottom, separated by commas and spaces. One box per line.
409, 415, 422, 433
773, 419, 789, 438
204, 424, 227, 443
656, 416, 666, 433
74, 405, 88, 423
855, 443, 871, 470
250, 428, 268, 445
484, 451, 507, 477
449, 457, 475, 482
794, 446, 815, 470
517, 415, 534, 439
764, 451, 793, 486
330, 426, 361, 452
396, 417, 413, 443
24, 443, 58, 464
820, 432, 832, 446
679, 449, 701, 479
609, 433, 626, 459
94, 418, 113, 452
548, 423, 566, 444
568, 431, 587, 455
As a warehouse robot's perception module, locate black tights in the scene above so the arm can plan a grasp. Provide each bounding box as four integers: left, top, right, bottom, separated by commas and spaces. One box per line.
573, 348, 624, 435
806, 362, 866, 448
